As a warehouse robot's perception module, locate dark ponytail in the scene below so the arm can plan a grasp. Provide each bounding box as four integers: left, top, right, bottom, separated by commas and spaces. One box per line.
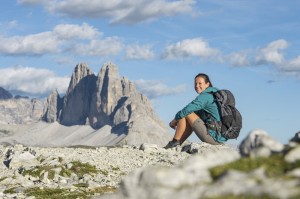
195, 73, 213, 87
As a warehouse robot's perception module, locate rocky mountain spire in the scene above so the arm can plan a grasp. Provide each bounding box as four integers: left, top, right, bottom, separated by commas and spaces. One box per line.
60, 63, 97, 125
89, 62, 124, 127
42, 89, 63, 123
66, 63, 95, 95
40, 62, 170, 146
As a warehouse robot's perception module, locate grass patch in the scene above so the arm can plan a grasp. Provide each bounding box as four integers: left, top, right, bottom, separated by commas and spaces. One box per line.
22, 165, 56, 180
22, 161, 99, 180
3, 187, 17, 194
91, 186, 117, 194
24, 186, 117, 199
210, 154, 300, 180
111, 166, 120, 171
24, 187, 87, 199
99, 169, 109, 176
69, 161, 98, 178
74, 183, 89, 188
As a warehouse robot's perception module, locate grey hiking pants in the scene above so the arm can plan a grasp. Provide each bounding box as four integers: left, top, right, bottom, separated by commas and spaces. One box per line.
192, 118, 220, 145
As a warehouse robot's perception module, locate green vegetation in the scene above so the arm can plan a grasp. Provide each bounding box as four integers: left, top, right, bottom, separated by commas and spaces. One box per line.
74, 183, 89, 188
3, 187, 17, 194
22, 160, 99, 180
99, 169, 109, 176
69, 161, 98, 178
22, 165, 56, 180
24, 187, 86, 199
210, 154, 300, 180
24, 186, 117, 199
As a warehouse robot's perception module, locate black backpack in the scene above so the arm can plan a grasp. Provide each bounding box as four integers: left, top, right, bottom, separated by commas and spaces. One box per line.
209, 89, 242, 139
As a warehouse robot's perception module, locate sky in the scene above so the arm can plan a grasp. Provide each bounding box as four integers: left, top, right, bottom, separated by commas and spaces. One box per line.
1, 0, 300, 145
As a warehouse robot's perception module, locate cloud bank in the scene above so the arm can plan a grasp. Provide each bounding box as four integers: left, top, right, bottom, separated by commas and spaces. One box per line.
134, 79, 187, 99
0, 66, 70, 96
17, 0, 196, 24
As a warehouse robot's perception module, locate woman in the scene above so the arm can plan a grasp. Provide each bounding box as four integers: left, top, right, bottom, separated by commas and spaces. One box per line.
164, 73, 227, 149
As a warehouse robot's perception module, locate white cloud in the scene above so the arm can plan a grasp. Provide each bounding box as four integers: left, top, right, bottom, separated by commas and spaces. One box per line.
111, 0, 196, 24
280, 55, 300, 72
17, 0, 47, 6
0, 66, 70, 95
125, 44, 155, 60
134, 79, 187, 99
227, 51, 250, 67
0, 23, 102, 56
0, 32, 60, 55
162, 38, 218, 59
255, 39, 288, 65
72, 37, 123, 56
53, 23, 100, 40
288, 56, 300, 69
19, 0, 196, 24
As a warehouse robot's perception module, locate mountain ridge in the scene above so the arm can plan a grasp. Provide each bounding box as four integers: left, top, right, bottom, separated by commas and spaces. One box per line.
0, 62, 171, 147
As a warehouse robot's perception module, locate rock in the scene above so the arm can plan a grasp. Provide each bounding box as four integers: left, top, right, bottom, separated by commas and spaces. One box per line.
60, 63, 97, 125
0, 98, 44, 125
0, 87, 13, 100
113, 149, 240, 199
42, 89, 63, 123
284, 146, 300, 163
89, 62, 124, 127
4, 147, 39, 170
239, 129, 284, 157
0, 131, 300, 199
139, 143, 158, 152
0, 62, 171, 147
50, 62, 171, 146
290, 131, 300, 143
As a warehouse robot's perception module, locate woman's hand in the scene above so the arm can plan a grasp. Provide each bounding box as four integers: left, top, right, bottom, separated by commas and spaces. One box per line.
169, 119, 178, 129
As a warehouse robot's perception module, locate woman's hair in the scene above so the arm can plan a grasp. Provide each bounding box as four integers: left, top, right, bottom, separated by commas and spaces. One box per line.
195, 73, 213, 87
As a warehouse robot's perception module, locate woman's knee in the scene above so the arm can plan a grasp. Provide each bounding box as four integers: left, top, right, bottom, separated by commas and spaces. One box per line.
186, 112, 200, 125
192, 118, 219, 145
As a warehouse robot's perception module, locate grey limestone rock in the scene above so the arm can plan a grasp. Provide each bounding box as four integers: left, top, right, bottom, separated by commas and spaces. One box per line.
48, 62, 170, 146
60, 63, 97, 125
0, 87, 13, 100
0, 98, 43, 125
239, 129, 284, 157
42, 89, 63, 122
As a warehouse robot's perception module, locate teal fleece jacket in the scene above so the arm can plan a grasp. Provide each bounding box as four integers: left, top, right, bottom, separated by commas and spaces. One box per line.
174, 87, 227, 143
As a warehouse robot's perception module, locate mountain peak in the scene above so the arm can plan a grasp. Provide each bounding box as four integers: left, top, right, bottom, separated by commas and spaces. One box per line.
1, 62, 170, 147
0, 87, 13, 100
67, 63, 95, 95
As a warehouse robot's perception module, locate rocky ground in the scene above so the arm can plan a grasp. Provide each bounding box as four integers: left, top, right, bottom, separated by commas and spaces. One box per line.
0, 141, 234, 198
0, 129, 299, 199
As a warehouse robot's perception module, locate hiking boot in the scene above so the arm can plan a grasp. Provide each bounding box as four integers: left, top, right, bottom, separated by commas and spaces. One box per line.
164, 140, 181, 149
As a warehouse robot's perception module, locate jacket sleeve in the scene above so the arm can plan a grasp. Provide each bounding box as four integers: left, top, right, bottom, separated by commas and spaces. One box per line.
174, 93, 209, 121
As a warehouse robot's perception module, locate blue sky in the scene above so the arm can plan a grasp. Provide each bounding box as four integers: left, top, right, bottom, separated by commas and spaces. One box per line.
1, 0, 299, 145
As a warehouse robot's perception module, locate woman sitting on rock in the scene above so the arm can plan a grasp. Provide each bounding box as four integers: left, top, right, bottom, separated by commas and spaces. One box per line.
164, 73, 227, 149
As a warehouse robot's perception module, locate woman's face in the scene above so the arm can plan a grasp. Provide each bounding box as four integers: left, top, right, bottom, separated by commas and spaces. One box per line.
194, 76, 210, 94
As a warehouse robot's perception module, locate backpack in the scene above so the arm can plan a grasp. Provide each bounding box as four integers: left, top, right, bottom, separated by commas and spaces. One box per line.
209, 89, 242, 139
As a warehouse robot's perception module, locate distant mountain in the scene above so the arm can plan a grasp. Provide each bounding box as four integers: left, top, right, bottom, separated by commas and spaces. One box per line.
0, 87, 13, 100
0, 62, 171, 147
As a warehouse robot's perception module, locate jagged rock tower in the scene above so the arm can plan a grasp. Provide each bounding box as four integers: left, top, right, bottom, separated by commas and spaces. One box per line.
43, 62, 171, 146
